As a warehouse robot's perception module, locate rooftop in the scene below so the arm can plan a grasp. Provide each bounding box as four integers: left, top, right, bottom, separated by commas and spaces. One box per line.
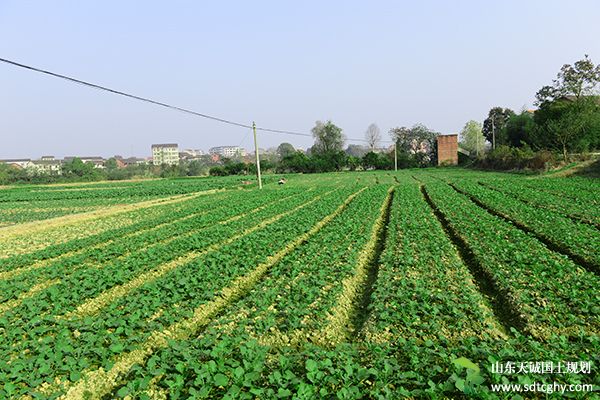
152, 143, 178, 148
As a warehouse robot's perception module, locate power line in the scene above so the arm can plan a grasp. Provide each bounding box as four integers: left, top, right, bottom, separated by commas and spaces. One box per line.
0, 57, 387, 144
0, 57, 252, 129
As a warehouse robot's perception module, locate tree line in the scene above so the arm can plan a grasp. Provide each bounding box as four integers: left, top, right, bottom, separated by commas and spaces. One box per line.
2, 56, 598, 184
458, 55, 600, 170
209, 121, 442, 176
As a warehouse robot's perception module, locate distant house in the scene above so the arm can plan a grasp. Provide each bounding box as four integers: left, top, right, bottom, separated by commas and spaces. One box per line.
0, 158, 62, 174
179, 149, 205, 161
114, 155, 147, 168
151, 143, 179, 166
31, 159, 62, 174
0, 159, 34, 169
209, 146, 246, 158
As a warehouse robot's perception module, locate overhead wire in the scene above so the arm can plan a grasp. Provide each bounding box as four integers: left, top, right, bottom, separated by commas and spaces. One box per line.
0, 57, 391, 144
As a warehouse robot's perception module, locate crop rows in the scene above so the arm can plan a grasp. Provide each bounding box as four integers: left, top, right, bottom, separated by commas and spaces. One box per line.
481, 179, 600, 227
96, 185, 391, 398
0, 189, 306, 305
1, 186, 359, 398
0, 171, 598, 399
422, 177, 599, 339
447, 178, 600, 272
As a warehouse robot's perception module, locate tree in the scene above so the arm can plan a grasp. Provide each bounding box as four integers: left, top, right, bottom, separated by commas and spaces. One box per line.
186, 160, 207, 176
311, 120, 345, 154
389, 124, 438, 167
0, 164, 9, 184
535, 55, 600, 105
105, 158, 118, 170
534, 97, 600, 160
62, 157, 100, 180
459, 120, 485, 157
365, 123, 381, 150
347, 156, 360, 171
278, 151, 311, 173
504, 111, 535, 147
546, 110, 586, 161
361, 151, 380, 170
389, 126, 411, 152
361, 151, 392, 170
532, 56, 600, 158
483, 107, 515, 148
276, 143, 295, 158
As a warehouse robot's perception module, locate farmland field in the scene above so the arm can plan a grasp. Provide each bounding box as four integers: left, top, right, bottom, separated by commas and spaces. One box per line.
0, 170, 598, 399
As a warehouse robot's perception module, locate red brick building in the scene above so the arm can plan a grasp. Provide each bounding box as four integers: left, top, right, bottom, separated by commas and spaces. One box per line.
437, 134, 458, 165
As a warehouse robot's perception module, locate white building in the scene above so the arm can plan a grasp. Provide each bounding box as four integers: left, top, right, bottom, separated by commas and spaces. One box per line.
0, 159, 34, 169
209, 146, 246, 158
179, 149, 205, 160
31, 159, 62, 174
151, 143, 179, 166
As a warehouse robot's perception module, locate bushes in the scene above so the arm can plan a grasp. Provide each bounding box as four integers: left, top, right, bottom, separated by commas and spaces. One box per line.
476, 145, 555, 171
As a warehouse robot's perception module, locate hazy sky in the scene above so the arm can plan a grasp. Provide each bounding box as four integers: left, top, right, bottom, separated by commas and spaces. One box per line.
1, 1, 599, 159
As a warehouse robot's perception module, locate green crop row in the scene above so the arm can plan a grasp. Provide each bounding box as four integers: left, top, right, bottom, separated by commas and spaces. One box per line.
0, 187, 358, 398
362, 180, 504, 344
97, 185, 388, 398
0, 189, 243, 269
215, 185, 390, 346
0, 175, 242, 203
448, 179, 600, 271
0, 188, 308, 305
422, 177, 600, 339
483, 180, 600, 226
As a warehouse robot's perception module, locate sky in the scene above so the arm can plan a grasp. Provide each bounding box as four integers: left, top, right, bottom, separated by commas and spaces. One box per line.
1, 0, 599, 159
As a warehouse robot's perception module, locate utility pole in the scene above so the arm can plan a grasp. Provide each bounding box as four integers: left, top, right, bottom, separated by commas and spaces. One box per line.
394, 141, 397, 171
492, 116, 496, 150
252, 121, 263, 189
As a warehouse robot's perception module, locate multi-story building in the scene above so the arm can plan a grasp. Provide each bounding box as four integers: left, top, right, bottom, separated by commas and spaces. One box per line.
208, 146, 246, 158
151, 143, 179, 165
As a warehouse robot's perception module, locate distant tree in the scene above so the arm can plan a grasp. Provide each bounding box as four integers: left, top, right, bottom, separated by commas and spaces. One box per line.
362, 151, 380, 170
347, 156, 361, 171
105, 158, 118, 170
504, 111, 536, 147
311, 120, 345, 154
533, 97, 600, 160
407, 124, 438, 157
362, 151, 392, 170
0, 164, 9, 184
209, 166, 227, 176
278, 151, 311, 173
389, 126, 411, 152
186, 160, 206, 176
546, 110, 587, 160
345, 144, 369, 158
535, 55, 600, 105
389, 124, 438, 167
276, 143, 296, 158
365, 123, 381, 150
483, 107, 515, 148
62, 157, 100, 180
459, 120, 485, 156
532, 56, 600, 158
